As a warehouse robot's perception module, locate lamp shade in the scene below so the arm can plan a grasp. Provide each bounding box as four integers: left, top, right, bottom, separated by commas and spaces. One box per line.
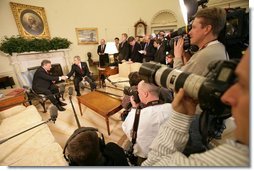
104, 42, 118, 54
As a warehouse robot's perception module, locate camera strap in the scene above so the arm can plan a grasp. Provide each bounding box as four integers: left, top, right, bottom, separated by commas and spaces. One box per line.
145, 100, 162, 108
131, 105, 141, 146
130, 100, 162, 150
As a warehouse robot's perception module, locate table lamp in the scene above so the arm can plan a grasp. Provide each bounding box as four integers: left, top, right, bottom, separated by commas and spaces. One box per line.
104, 42, 118, 64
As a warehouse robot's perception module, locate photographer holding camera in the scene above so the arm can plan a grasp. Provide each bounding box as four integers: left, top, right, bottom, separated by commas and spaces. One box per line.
173, 7, 229, 75
121, 72, 173, 121
172, 7, 230, 155
122, 80, 171, 165
142, 48, 249, 166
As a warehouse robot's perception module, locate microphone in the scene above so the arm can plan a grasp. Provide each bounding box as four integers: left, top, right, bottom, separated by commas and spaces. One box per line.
105, 77, 117, 87
68, 86, 81, 128
68, 87, 73, 96
0, 106, 58, 145
50, 105, 58, 124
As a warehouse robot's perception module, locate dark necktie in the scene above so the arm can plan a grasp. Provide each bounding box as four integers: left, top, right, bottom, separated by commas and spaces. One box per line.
79, 64, 83, 74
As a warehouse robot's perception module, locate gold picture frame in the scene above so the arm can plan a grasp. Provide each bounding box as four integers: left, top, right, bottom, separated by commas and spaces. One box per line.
75, 28, 98, 45
10, 2, 50, 39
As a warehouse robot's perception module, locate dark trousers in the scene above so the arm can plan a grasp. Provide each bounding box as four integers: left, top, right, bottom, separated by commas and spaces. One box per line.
99, 55, 109, 67
74, 75, 96, 93
34, 84, 60, 106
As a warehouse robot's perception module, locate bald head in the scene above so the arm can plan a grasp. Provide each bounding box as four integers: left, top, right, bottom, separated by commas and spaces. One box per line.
137, 80, 159, 104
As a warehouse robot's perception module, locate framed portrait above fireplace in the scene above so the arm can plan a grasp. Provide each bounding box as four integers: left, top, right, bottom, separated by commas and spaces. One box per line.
10, 2, 51, 39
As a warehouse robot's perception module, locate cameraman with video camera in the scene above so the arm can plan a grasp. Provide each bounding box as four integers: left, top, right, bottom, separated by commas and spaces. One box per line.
142, 48, 249, 166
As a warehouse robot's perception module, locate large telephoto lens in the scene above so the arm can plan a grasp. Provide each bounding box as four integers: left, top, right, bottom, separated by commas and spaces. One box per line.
139, 62, 206, 100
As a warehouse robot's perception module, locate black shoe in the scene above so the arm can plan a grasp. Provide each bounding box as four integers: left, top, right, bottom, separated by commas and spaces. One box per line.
57, 105, 66, 111
59, 101, 67, 106
77, 92, 81, 96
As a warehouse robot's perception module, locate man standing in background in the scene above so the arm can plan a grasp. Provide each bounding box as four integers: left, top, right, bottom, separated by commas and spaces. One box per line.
97, 39, 109, 67
118, 33, 131, 62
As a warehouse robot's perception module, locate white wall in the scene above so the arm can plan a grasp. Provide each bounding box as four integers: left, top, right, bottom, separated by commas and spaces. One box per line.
0, 0, 249, 86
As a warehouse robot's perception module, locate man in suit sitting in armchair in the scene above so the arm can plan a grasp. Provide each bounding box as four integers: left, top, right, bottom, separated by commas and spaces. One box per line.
66, 56, 97, 96
32, 59, 67, 111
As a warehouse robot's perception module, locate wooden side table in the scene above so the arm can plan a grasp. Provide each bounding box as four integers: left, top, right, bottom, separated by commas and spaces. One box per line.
77, 91, 122, 135
0, 89, 26, 111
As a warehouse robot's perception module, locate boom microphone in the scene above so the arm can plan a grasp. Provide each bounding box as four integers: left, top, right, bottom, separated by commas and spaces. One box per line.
0, 106, 59, 145
50, 105, 58, 124
68, 86, 81, 128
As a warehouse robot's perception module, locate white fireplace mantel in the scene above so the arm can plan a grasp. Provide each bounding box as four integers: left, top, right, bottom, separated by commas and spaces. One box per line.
9, 49, 70, 87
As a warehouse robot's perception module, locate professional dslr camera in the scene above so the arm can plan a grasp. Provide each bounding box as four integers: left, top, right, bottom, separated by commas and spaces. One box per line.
123, 86, 140, 103
169, 25, 192, 51
139, 59, 238, 145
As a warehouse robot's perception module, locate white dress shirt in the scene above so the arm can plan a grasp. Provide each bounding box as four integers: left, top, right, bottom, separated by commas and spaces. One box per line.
122, 103, 172, 158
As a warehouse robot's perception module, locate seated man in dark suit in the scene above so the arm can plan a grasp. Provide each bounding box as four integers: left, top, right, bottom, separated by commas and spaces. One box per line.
32, 59, 67, 111
66, 56, 96, 96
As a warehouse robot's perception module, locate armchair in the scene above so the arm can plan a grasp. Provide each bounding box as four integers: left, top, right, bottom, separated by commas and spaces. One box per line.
21, 68, 65, 113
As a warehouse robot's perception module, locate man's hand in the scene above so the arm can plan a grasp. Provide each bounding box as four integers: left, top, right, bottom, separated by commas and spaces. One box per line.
174, 37, 184, 59
130, 96, 139, 108
172, 88, 198, 115
61, 76, 68, 81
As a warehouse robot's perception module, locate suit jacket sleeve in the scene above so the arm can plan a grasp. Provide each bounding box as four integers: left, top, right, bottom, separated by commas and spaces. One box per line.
67, 64, 75, 78
146, 44, 156, 57
40, 69, 59, 81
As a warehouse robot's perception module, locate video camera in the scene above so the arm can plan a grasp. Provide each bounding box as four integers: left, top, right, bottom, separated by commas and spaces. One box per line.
139, 59, 238, 145
169, 25, 192, 51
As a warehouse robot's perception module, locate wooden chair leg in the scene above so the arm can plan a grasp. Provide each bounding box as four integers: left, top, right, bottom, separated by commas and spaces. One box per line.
39, 101, 47, 113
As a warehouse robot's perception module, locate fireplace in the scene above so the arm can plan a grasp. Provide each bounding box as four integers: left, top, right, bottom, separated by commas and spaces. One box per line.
9, 49, 70, 87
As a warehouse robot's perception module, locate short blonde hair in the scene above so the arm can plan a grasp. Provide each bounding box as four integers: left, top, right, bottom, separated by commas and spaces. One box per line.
195, 7, 226, 36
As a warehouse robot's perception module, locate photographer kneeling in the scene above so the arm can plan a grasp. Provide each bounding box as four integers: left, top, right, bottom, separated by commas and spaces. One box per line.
142, 49, 249, 166
122, 80, 171, 165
